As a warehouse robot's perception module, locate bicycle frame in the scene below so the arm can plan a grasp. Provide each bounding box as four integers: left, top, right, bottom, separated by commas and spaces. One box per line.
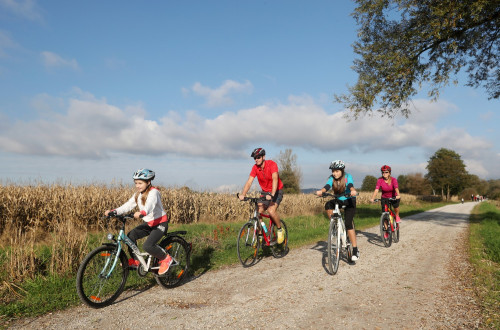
381, 199, 397, 232
248, 203, 276, 246
331, 202, 348, 248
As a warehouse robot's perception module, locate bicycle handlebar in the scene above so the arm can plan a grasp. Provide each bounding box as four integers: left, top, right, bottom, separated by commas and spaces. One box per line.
372, 197, 398, 202
318, 192, 352, 199
236, 193, 267, 203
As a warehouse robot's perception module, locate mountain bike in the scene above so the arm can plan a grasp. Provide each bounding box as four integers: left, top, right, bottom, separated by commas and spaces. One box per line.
236, 194, 289, 267
374, 198, 400, 247
76, 214, 191, 308
320, 192, 353, 275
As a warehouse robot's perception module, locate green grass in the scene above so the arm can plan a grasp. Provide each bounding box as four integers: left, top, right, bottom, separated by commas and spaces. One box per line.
0, 201, 451, 323
469, 202, 500, 328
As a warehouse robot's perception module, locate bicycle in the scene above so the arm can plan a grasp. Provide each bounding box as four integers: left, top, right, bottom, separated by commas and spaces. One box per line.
236, 194, 289, 267
374, 198, 400, 247
319, 192, 353, 275
76, 213, 191, 308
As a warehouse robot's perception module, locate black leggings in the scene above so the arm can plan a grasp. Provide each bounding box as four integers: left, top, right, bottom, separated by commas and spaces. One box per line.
380, 198, 400, 213
127, 222, 168, 260
325, 198, 357, 230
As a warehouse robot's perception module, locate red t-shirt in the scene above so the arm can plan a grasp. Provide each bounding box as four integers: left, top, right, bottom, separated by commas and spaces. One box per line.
250, 160, 284, 192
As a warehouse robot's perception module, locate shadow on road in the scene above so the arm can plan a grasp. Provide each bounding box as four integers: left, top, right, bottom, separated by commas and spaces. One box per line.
310, 240, 356, 275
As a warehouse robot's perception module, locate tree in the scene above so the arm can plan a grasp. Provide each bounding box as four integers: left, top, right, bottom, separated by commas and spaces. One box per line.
397, 174, 408, 193
425, 148, 468, 200
277, 149, 302, 194
336, 0, 500, 118
360, 175, 378, 191
405, 173, 432, 195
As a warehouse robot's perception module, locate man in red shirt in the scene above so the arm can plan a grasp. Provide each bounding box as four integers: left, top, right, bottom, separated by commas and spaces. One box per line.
239, 147, 285, 244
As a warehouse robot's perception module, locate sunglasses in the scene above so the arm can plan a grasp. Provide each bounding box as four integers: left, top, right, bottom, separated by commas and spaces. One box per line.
254, 156, 262, 160
382, 171, 390, 173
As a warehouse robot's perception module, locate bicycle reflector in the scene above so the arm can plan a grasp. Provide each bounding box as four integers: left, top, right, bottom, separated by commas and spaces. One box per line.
107, 233, 115, 241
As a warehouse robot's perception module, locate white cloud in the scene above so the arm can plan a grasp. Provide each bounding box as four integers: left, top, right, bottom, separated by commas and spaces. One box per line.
189, 80, 253, 107
0, 91, 498, 178
41, 51, 79, 70
0, 0, 43, 22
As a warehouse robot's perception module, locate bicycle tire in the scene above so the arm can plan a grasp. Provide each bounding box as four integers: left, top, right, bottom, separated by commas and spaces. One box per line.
327, 218, 340, 275
270, 220, 289, 258
156, 236, 190, 288
393, 220, 400, 243
76, 245, 129, 308
380, 213, 392, 247
237, 221, 259, 267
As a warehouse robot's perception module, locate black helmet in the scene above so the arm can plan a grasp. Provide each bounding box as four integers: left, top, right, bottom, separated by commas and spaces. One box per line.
251, 148, 266, 158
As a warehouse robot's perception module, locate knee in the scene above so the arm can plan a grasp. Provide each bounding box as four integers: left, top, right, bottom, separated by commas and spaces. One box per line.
142, 242, 155, 254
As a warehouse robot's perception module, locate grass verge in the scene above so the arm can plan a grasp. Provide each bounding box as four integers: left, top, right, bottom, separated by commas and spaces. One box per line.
0, 201, 450, 324
469, 202, 500, 328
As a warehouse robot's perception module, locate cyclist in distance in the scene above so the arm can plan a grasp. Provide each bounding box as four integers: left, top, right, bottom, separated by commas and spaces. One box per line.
315, 160, 360, 261
239, 148, 285, 244
105, 168, 172, 275
370, 165, 401, 223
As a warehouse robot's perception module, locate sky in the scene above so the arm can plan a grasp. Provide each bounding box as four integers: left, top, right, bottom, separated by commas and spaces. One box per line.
0, 0, 499, 192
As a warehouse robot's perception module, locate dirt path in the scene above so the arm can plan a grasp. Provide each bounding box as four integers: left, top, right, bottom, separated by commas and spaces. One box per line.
11, 203, 482, 329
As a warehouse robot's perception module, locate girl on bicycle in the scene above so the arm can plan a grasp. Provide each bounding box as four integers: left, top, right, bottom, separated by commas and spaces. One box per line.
316, 160, 359, 261
105, 168, 172, 275
370, 165, 401, 224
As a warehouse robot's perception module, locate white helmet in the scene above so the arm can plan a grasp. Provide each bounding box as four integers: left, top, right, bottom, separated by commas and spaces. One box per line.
329, 160, 345, 170
132, 168, 155, 180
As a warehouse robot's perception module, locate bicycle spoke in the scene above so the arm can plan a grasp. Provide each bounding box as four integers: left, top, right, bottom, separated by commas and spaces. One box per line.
327, 220, 340, 275
156, 236, 190, 288
76, 245, 129, 308
237, 221, 259, 267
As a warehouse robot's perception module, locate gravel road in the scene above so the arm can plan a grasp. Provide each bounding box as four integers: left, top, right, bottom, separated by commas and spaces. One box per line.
11, 202, 482, 329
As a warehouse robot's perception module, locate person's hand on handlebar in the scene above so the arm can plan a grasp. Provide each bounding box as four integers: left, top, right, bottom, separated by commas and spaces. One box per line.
315, 190, 324, 197
238, 193, 245, 201
105, 210, 117, 217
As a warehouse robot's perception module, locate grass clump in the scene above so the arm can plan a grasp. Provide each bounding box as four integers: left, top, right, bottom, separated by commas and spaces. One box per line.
469, 202, 500, 328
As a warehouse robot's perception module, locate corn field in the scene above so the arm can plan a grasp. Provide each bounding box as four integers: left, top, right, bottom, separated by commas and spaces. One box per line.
0, 183, 420, 298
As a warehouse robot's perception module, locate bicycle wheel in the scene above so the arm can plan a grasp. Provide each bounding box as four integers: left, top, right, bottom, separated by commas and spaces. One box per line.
237, 221, 259, 267
380, 213, 392, 247
327, 219, 340, 275
270, 220, 289, 258
76, 245, 129, 308
393, 220, 400, 243
156, 236, 190, 288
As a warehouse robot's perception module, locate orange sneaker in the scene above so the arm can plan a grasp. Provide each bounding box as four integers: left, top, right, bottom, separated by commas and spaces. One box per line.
128, 258, 140, 268
158, 254, 173, 275
396, 216, 401, 223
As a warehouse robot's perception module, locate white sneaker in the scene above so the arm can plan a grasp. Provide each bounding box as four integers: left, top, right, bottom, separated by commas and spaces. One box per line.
351, 249, 360, 261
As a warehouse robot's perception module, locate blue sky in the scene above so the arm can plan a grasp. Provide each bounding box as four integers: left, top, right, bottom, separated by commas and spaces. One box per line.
0, 0, 499, 192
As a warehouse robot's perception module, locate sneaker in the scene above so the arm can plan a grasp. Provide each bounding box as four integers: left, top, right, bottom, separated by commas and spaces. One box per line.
396, 216, 401, 223
128, 258, 140, 268
277, 228, 284, 244
158, 254, 173, 275
351, 248, 360, 261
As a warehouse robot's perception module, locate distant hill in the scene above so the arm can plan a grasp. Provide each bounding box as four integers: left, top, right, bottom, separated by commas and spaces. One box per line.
301, 188, 318, 194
